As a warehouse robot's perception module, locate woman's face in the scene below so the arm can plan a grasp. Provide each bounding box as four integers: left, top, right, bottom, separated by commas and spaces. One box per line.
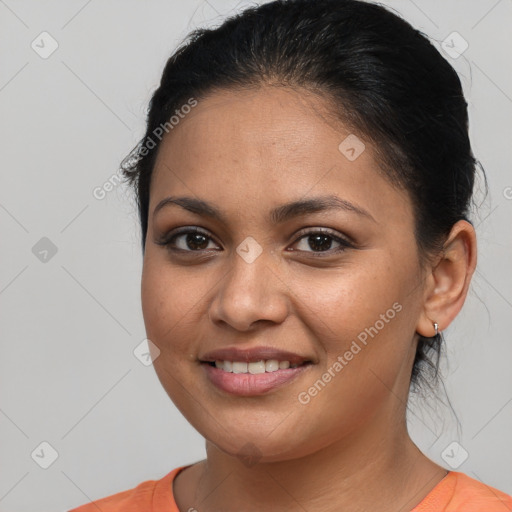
141, 86, 428, 461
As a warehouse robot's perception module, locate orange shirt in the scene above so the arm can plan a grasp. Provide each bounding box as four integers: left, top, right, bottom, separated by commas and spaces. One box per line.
69, 466, 512, 511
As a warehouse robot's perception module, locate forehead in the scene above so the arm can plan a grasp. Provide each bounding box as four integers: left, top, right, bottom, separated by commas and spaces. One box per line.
155, 85, 355, 169
150, 85, 412, 226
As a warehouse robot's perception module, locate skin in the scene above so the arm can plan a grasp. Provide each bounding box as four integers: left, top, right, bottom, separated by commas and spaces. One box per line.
141, 85, 477, 511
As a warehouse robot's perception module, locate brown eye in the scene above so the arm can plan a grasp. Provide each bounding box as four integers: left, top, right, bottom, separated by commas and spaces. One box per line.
156, 227, 220, 253
291, 229, 352, 257
177, 232, 211, 251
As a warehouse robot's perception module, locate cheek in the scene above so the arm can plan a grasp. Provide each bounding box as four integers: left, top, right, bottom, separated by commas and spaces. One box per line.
292, 257, 414, 353
141, 256, 205, 357
289, 256, 419, 410
140, 257, 210, 416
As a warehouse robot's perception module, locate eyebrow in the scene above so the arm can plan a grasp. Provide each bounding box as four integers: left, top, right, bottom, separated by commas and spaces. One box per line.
152, 194, 376, 224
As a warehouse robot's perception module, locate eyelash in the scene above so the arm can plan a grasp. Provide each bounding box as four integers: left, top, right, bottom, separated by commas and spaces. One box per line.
156, 226, 353, 257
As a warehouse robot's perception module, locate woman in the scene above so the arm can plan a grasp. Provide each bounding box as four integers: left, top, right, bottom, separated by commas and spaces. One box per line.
71, 0, 512, 510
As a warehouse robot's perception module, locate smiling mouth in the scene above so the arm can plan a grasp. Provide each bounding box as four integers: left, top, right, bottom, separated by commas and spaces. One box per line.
201, 359, 314, 396
202, 359, 312, 374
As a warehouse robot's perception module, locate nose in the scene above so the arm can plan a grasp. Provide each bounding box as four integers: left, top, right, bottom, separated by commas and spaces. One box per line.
208, 248, 289, 332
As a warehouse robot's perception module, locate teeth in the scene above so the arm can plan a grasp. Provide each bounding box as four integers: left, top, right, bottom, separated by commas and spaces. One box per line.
248, 361, 266, 374
213, 359, 302, 373
265, 359, 279, 372
232, 362, 248, 374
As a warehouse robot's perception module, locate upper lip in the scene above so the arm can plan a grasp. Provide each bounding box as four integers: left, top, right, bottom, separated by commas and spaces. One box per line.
200, 346, 312, 365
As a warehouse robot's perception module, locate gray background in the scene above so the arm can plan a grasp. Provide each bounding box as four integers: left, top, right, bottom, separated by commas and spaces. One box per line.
0, 0, 511, 510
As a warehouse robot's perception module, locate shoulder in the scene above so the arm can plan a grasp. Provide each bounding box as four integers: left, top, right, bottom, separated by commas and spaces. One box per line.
414, 471, 512, 512
68, 467, 185, 512
446, 472, 512, 511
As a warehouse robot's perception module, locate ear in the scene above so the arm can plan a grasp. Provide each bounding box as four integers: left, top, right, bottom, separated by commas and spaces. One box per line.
416, 220, 477, 337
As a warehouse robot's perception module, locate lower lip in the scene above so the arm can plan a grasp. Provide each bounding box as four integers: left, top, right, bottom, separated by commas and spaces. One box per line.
202, 363, 311, 396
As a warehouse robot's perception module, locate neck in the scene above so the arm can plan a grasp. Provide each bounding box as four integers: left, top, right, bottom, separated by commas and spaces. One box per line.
181, 415, 447, 512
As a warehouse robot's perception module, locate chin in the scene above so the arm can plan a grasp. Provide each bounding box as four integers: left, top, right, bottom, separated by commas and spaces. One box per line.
203, 425, 308, 463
